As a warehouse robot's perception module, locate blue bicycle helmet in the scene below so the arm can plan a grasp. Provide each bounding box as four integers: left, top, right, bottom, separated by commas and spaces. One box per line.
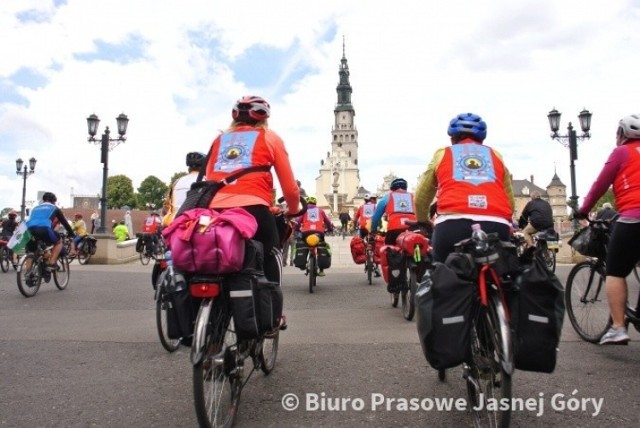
390, 178, 408, 191
447, 113, 487, 141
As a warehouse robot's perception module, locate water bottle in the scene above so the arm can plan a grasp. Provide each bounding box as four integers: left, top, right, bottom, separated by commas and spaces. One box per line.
165, 250, 186, 292
471, 223, 488, 252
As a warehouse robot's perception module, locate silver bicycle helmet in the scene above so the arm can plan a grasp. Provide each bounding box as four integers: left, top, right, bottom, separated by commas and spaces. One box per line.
618, 114, 640, 139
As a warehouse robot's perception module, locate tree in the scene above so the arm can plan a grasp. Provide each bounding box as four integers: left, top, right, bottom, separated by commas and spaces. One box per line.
138, 175, 168, 210
596, 188, 616, 210
169, 171, 188, 186
107, 175, 136, 209
1, 207, 16, 218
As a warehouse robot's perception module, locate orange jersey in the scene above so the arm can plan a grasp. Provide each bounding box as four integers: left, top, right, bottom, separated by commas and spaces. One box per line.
384, 190, 416, 231
355, 203, 376, 229
435, 143, 512, 221
205, 126, 300, 211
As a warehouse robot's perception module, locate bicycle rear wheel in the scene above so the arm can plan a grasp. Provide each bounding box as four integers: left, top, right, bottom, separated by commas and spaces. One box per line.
156, 278, 180, 352
140, 244, 151, 265
53, 256, 70, 290
77, 245, 90, 265
1, 246, 10, 272
540, 242, 556, 272
366, 251, 373, 285
308, 254, 316, 293
565, 261, 609, 343
467, 293, 512, 428
17, 255, 41, 297
193, 306, 242, 428
401, 267, 417, 321
258, 333, 279, 375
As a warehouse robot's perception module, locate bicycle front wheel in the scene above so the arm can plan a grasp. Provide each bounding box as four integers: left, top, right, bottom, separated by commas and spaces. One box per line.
540, 242, 555, 272
17, 255, 41, 297
401, 267, 417, 321
467, 293, 512, 428
193, 306, 242, 428
565, 261, 609, 343
53, 256, 70, 290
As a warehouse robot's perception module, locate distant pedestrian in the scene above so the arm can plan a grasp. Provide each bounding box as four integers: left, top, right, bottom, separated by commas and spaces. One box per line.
90, 210, 99, 234
596, 202, 617, 222
124, 210, 134, 237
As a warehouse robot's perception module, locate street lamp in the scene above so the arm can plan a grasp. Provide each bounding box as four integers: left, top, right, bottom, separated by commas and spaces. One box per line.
16, 157, 37, 220
87, 113, 129, 233
547, 107, 592, 230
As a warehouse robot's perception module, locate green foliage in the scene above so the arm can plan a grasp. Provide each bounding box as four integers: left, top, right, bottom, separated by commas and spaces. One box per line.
169, 171, 188, 186
595, 188, 616, 210
107, 175, 136, 209
137, 175, 168, 210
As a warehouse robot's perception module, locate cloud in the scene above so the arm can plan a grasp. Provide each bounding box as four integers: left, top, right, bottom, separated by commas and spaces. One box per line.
0, 0, 638, 215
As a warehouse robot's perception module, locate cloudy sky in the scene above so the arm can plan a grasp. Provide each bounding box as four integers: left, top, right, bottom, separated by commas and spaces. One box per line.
1, 0, 638, 215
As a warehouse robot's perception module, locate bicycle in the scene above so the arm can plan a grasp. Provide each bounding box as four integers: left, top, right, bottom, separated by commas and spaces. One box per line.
189, 199, 304, 427
565, 218, 640, 343
16, 238, 70, 297
153, 251, 181, 353
363, 233, 381, 285
1, 239, 18, 272
513, 228, 558, 272
137, 232, 164, 265
66, 235, 98, 265
438, 230, 514, 427
301, 233, 322, 294
390, 224, 432, 321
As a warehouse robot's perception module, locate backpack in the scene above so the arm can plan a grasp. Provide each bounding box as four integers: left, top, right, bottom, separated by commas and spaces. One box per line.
415, 262, 474, 370
511, 251, 565, 373
162, 207, 257, 274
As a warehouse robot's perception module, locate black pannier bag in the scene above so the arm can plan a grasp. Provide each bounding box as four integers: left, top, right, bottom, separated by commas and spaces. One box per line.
293, 239, 310, 269
159, 270, 197, 341
229, 272, 283, 341
415, 262, 475, 370
135, 233, 144, 253
385, 247, 405, 292
317, 242, 332, 270
511, 252, 565, 373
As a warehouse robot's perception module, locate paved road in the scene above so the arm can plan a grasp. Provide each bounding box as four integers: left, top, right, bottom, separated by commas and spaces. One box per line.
1, 236, 639, 427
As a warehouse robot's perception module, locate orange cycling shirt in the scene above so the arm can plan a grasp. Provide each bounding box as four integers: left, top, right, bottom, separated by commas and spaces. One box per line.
205, 126, 300, 212
384, 190, 416, 231
299, 206, 333, 234
355, 202, 376, 230
142, 215, 160, 233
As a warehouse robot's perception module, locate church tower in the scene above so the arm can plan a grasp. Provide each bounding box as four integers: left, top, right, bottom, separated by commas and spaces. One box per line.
315, 39, 361, 213
546, 170, 568, 223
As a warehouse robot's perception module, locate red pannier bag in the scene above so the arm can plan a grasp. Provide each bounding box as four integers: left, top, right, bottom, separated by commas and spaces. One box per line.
396, 230, 430, 257
373, 234, 385, 264
379, 245, 403, 285
350, 236, 366, 264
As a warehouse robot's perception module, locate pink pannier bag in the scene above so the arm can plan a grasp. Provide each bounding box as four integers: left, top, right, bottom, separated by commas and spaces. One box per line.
162, 207, 258, 274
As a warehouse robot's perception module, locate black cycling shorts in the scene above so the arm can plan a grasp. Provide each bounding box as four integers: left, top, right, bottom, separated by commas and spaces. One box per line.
606, 221, 640, 278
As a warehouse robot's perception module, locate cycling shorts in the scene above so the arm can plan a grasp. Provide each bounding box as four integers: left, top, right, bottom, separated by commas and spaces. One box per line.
606, 220, 640, 277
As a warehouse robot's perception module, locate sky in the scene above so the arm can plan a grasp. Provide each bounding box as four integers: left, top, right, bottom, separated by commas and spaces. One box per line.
1, 0, 639, 216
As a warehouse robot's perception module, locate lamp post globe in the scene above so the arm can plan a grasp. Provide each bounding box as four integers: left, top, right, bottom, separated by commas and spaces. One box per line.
15, 157, 37, 220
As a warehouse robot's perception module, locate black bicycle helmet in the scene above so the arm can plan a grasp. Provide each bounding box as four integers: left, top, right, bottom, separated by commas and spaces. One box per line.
390, 178, 408, 191
42, 192, 57, 203
186, 152, 206, 169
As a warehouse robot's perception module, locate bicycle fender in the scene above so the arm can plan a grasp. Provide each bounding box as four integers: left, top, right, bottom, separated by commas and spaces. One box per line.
191, 298, 213, 365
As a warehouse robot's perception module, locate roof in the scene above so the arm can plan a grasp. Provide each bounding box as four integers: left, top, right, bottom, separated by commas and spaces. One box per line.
512, 179, 547, 198
548, 172, 565, 188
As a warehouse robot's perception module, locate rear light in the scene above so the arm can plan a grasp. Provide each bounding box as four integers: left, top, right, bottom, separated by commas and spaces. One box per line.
159, 260, 167, 269
190, 282, 221, 298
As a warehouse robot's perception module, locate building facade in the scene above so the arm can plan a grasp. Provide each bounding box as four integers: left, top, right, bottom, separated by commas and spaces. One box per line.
315, 42, 362, 214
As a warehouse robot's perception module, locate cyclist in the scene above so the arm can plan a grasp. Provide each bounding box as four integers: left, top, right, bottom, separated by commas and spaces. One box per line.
295, 196, 334, 276
576, 113, 640, 345
162, 151, 206, 226
415, 112, 515, 262
354, 194, 381, 277
141, 212, 162, 255
204, 95, 301, 328
25, 192, 75, 270
595, 202, 617, 222
518, 190, 554, 248
371, 178, 417, 245
1, 210, 20, 265
71, 213, 88, 256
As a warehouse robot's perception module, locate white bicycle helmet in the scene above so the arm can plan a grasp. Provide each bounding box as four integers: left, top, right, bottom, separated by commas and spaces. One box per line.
618, 114, 640, 139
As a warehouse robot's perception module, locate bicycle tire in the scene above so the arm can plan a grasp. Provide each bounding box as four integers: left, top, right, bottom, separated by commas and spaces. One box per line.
401, 268, 417, 321
156, 278, 180, 352
1, 246, 10, 272
308, 254, 316, 293
139, 245, 151, 265
53, 256, 70, 290
565, 261, 609, 343
193, 306, 241, 428
258, 333, 279, 375
467, 293, 512, 428
77, 246, 90, 265
391, 292, 399, 308
366, 250, 373, 285
17, 255, 41, 297
540, 242, 555, 272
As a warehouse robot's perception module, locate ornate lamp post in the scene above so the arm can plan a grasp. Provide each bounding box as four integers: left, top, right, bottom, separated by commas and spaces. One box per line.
547, 107, 592, 230
16, 157, 37, 220
87, 113, 129, 233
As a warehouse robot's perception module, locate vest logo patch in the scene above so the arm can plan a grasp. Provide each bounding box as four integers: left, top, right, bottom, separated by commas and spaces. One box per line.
451, 144, 496, 186
214, 130, 259, 171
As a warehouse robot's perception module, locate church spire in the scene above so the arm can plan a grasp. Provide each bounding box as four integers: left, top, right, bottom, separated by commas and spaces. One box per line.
335, 36, 354, 113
